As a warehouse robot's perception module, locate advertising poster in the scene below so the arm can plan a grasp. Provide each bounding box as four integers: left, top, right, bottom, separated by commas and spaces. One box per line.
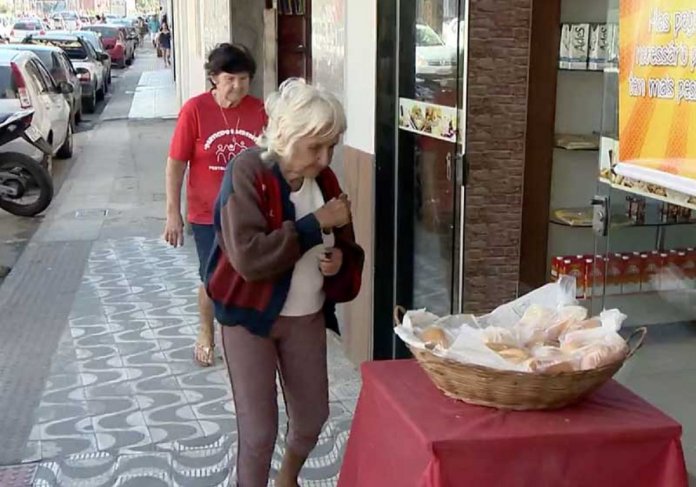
617, 0, 696, 203
398, 98, 459, 143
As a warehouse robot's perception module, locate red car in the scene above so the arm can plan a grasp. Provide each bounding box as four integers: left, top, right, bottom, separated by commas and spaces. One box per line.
81, 25, 133, 68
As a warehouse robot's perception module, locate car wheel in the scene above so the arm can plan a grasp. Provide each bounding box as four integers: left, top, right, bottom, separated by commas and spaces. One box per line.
56, 122, 73, 159
84, 91, 96, 113
97, 83, 105, 101
103, 79, 108, 94
108, 70, 112, 84
75, 107, 82, 124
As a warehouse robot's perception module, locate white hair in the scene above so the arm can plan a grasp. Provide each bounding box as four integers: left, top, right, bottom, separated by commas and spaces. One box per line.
259, 78, 347, 161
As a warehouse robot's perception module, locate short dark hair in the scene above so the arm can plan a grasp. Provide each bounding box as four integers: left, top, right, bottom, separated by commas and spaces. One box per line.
205, 43, 256, 80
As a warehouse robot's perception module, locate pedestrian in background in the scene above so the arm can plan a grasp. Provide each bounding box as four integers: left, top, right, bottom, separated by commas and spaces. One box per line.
205, 78, 364, 486
158, 22, 172, 67
163, 44, 266, 368
148, 14, 159, 45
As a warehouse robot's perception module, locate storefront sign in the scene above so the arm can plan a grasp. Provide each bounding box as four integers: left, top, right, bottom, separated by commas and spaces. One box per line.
618, 0, 696, 199
398, 98, 459, 143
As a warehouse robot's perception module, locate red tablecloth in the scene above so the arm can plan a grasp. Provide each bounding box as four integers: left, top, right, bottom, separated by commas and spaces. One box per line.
338, 360, 687, 487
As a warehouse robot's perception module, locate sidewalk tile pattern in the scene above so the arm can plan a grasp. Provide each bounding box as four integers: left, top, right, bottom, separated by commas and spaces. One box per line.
24, 237, 360, 485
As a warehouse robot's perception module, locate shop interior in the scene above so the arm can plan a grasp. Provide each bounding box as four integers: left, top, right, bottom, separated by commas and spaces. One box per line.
523, 0, 696, 475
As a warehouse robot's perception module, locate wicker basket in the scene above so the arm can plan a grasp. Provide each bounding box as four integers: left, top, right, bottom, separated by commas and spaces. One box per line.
394, 306, 647, 410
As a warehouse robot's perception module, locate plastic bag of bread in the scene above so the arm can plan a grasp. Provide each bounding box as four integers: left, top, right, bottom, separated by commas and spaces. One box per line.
560, 310, 628, 370
525, 345, 579, 373
516, 304, 557, 346
481, 326, 520, 352
544, 306, 589, 343
576, 343, 625, 370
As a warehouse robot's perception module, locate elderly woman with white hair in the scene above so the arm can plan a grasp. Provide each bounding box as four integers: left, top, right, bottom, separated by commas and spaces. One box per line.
204, 78, 364, 486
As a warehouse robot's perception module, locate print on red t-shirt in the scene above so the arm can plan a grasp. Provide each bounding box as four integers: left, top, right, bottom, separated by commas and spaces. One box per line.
169, 92, 267, 225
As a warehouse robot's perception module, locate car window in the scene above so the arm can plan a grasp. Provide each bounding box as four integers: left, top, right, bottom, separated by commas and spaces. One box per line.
82, 26, 118, 38
24, 49, 54, 69
49, 53, 67, 81
14, 22, 41, 30
29, 39, 88, 60
24, 60, 49, 93
83, 41, 97, 59
60, 53, 76, 75
416, 25, 445, 47
32, 60, 57, 92
0, 66, 18, 100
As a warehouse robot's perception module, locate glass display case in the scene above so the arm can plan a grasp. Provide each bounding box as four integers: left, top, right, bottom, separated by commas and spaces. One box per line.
591, 0, 696, 475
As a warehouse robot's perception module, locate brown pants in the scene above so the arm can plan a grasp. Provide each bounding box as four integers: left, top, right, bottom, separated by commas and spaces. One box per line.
221, 312, 329, 487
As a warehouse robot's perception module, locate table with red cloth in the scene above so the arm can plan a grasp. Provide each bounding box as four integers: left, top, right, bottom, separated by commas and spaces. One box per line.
338, 359, 687, 487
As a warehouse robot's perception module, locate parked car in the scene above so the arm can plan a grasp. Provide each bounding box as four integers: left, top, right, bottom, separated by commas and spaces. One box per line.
22, 34, 107, 113
415, 23, 457, 78
111, 24, 138, 55
54, 11, 82, 31
68, 30, 112, 85
0, 49, 73, 161
9, 19, 46, 43
82, 24, 133, 68
0, 44, 83, 124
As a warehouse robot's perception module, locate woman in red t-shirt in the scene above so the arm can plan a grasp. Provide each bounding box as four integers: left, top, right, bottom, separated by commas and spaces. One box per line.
163, 44, 267, 367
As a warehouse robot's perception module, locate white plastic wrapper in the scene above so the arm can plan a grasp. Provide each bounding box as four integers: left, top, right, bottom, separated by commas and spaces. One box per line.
394, 276, 628, 372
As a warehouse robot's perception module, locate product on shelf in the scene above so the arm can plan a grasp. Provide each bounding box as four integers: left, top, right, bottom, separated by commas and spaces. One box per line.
606, 254, 624, 295
606, 23, 619, 67
623, 254, 641, 293
559, 23, 617, 71
588, 24, 609, 70
625, 196, 646, 224
551, 248, 696, 295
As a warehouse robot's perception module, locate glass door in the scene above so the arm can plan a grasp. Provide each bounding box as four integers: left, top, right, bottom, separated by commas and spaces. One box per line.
394, 0, 467, 357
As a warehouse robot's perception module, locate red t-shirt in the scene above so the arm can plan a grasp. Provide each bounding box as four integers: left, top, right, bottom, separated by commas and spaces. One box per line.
169, 92, 267, 224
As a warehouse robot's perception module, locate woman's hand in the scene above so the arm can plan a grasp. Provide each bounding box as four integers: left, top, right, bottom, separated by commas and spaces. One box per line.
319, 247, 343, 276
163, 212, 184, 247
314, 194, 351, 230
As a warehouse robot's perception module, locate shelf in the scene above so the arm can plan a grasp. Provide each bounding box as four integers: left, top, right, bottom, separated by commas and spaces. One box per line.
599, 177, 696, 212
554, 133, 600, 151
558, 68, 606, 73
555, 146, 599, 152
550, 207, 696, 228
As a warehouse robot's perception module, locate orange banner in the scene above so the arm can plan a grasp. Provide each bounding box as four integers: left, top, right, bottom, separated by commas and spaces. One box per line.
619, 0, 696, 189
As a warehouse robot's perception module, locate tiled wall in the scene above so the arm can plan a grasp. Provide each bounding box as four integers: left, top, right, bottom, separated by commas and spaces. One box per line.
463, 0, 533, 313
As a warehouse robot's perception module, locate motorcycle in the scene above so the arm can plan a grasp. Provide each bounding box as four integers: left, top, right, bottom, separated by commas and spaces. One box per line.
0, 109, 54, 217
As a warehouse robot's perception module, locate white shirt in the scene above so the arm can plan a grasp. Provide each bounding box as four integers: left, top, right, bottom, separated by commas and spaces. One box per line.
280, 178, 335, 316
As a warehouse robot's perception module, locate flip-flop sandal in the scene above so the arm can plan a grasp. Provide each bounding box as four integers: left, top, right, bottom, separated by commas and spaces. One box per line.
194, 342, 215, 367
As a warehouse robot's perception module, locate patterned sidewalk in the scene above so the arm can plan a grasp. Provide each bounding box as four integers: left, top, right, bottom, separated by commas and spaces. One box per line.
20, 237, 360, 486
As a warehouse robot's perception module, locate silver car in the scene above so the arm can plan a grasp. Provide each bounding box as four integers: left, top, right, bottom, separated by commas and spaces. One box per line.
22, 34, 108, 113
0, 49, 73, 161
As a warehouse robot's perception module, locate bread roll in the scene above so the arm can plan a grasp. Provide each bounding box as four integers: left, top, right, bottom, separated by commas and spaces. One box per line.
419, 326, 450, 349
579, 343, 627, 370
497, 347, 530, 364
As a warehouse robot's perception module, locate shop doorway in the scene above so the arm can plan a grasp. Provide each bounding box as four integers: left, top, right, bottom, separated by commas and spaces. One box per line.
373, 0, 468, 358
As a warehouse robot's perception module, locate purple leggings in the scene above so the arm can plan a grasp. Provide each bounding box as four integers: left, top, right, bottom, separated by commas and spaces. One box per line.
221, 312, 329, 486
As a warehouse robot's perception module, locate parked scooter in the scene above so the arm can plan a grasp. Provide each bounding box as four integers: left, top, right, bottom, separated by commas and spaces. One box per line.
0, 109, 54, 217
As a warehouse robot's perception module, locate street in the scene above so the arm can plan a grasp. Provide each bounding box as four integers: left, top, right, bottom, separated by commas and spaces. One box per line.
0, 43, 359, 487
